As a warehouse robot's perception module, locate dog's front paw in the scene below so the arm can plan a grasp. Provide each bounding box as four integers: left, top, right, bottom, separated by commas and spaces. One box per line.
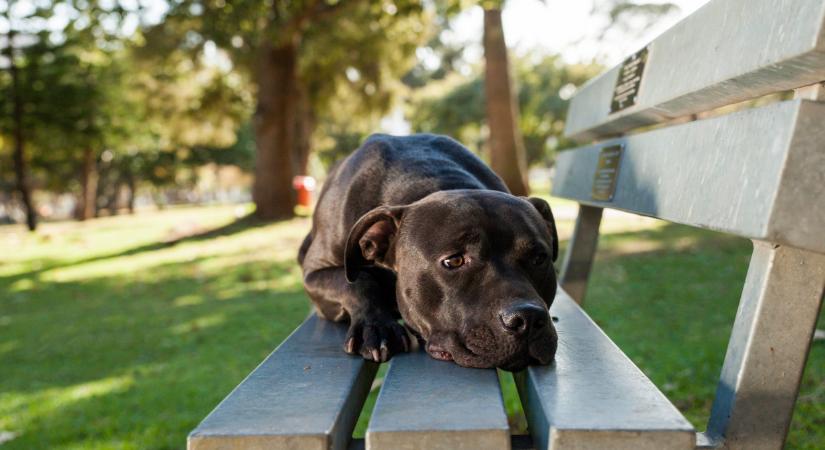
344, 316, 411, 363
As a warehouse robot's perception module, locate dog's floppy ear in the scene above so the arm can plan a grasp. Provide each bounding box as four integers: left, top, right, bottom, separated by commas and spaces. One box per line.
524, 197, 559, 262
345, 206, 405, 283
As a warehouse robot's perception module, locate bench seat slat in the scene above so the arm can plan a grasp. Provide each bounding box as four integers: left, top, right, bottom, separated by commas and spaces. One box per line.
188, 314, 377, 450
366, 350, 511, 450
565, 0, 825, 141
517, 289, 695, 450
554, 99, 825, 253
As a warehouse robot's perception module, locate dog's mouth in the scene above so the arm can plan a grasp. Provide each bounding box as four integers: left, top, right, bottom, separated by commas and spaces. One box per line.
424, 327, 557, 370
425, 335, 487, 366
425, 342, 454, 361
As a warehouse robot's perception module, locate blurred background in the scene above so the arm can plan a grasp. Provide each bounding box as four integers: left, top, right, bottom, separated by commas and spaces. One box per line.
0, 0, 709, 224
1, 0, 823, 449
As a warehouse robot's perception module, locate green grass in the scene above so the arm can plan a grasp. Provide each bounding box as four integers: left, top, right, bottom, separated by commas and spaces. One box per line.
1, 204, 823, 448
0, 205, 311, 449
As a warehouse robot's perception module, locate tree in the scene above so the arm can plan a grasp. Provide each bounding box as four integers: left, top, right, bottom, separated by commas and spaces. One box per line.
0, 8, 101, 227
408, 54, 601, 165
482, 2, 529, 195
153, 1, 431, 220
593, 1, 679, 41
1, 1, 144, 223
1, 2, 37, 230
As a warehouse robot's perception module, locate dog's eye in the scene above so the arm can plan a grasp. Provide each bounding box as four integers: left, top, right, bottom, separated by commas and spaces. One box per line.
441, 254, 465, 269
532, 251, 548, 266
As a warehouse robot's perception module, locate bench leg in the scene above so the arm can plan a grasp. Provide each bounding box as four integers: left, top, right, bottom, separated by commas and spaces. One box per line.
705, 242, 825, 449
559, 204, 603, 304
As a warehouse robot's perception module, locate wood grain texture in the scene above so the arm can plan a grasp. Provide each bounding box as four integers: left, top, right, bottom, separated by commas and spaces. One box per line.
366, 350, 510, 450
565, 0, 825, 141
188, 314, 377, 450
554, 100, 825, 254
516, 289, 695, 450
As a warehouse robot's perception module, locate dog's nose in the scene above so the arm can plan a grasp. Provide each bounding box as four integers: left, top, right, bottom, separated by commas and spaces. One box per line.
499, 303, 548, 336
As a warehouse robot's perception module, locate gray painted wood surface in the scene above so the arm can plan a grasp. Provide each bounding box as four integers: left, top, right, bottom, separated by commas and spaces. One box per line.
366, 350, 510, 450
516, 289, 695, 450
559, 205, 603, 304
564, 0, 825, 141
188, 314, 377, 450
706, 243, 825, 449
553, 100, 825, 254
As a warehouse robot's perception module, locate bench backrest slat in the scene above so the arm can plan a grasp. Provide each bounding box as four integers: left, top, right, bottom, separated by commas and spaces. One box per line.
565, 0, 825, 141
553, 99, 825, 253
187, 314, 376, 450
366, 350, 510, 450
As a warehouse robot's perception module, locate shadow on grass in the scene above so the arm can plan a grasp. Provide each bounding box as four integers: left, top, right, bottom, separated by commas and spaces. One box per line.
0, 214, 274, 286
0, 245, 310, 449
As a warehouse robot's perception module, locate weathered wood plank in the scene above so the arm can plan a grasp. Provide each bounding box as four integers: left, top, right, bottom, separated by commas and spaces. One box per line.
366, 350, 510, 450
565, 0, 825, 141
516, 289, 695, 450
553, 100, 825, 254
188, 314, 377, 450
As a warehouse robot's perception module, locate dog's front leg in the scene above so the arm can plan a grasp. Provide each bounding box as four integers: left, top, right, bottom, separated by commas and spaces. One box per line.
304, 266, 411, 362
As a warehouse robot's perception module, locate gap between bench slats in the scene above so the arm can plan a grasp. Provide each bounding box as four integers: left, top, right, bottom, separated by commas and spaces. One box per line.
187, 314, 377, 450
553, 99, 825, 254
565, 0, 825, 141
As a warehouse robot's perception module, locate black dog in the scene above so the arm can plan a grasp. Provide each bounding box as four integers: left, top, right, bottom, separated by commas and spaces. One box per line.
298, 134, 559, 371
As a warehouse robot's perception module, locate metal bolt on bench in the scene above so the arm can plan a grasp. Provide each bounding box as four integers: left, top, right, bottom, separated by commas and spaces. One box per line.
189, 0, 825, 448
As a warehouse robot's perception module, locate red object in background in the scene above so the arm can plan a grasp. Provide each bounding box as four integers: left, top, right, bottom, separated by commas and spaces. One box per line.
292, 176, 317, 207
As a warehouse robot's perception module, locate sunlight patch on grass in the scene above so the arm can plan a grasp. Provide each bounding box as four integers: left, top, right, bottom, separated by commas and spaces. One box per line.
0, 375, 134, 434
603, 234, 701, 257
171, 314, 226, 335
173, 294, 204, 307
0, 340, 18, 356
28, 218, 309, 285
67, 377, 134, 402
9, 279, 34, 292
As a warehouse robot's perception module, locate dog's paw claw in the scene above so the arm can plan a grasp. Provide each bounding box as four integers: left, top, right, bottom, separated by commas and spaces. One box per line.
379, 340, 389, 362
345, 318, 409, 363
344, 337, 357, 354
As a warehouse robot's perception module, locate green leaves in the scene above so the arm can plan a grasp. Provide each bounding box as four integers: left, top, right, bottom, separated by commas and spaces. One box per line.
408, 54, 601, 166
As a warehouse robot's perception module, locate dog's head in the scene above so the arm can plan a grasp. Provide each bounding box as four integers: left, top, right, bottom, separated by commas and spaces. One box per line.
345, 190, 559, 371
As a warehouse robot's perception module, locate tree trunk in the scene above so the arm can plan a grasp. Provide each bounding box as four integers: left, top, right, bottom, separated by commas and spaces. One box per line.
252, 38, 298, 220
106, 181, 122, 215
126, 173, 137, 214
292, 78, 315, 176
6, 24, 37, 231
483, 7, 529, 196
77, 148, 99, 221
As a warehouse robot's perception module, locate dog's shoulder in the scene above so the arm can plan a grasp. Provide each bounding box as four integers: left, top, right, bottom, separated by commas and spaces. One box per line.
355, 133, 481, 167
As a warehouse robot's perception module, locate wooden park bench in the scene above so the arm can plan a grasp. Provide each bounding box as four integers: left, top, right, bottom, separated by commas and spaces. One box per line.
188, 0, 825, 448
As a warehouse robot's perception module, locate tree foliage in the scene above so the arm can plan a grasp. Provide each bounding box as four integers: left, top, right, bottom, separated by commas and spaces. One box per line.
1, 0, 253, 223
593, 0, 680, 41
409, 55, 601, 166
147, 1, 433, 219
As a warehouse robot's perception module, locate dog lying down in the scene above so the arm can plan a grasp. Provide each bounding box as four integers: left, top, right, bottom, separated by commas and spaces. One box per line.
298, 134, 559, 371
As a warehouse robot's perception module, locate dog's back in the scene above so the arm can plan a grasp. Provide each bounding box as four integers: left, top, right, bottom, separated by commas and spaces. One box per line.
302, 134, 509, 270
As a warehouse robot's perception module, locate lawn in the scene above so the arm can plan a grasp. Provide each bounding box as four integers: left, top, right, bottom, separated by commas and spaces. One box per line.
1, 203, 823, 449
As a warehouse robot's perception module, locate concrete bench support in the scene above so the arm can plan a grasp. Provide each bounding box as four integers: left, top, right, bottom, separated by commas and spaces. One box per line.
705, 243, 825, 450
